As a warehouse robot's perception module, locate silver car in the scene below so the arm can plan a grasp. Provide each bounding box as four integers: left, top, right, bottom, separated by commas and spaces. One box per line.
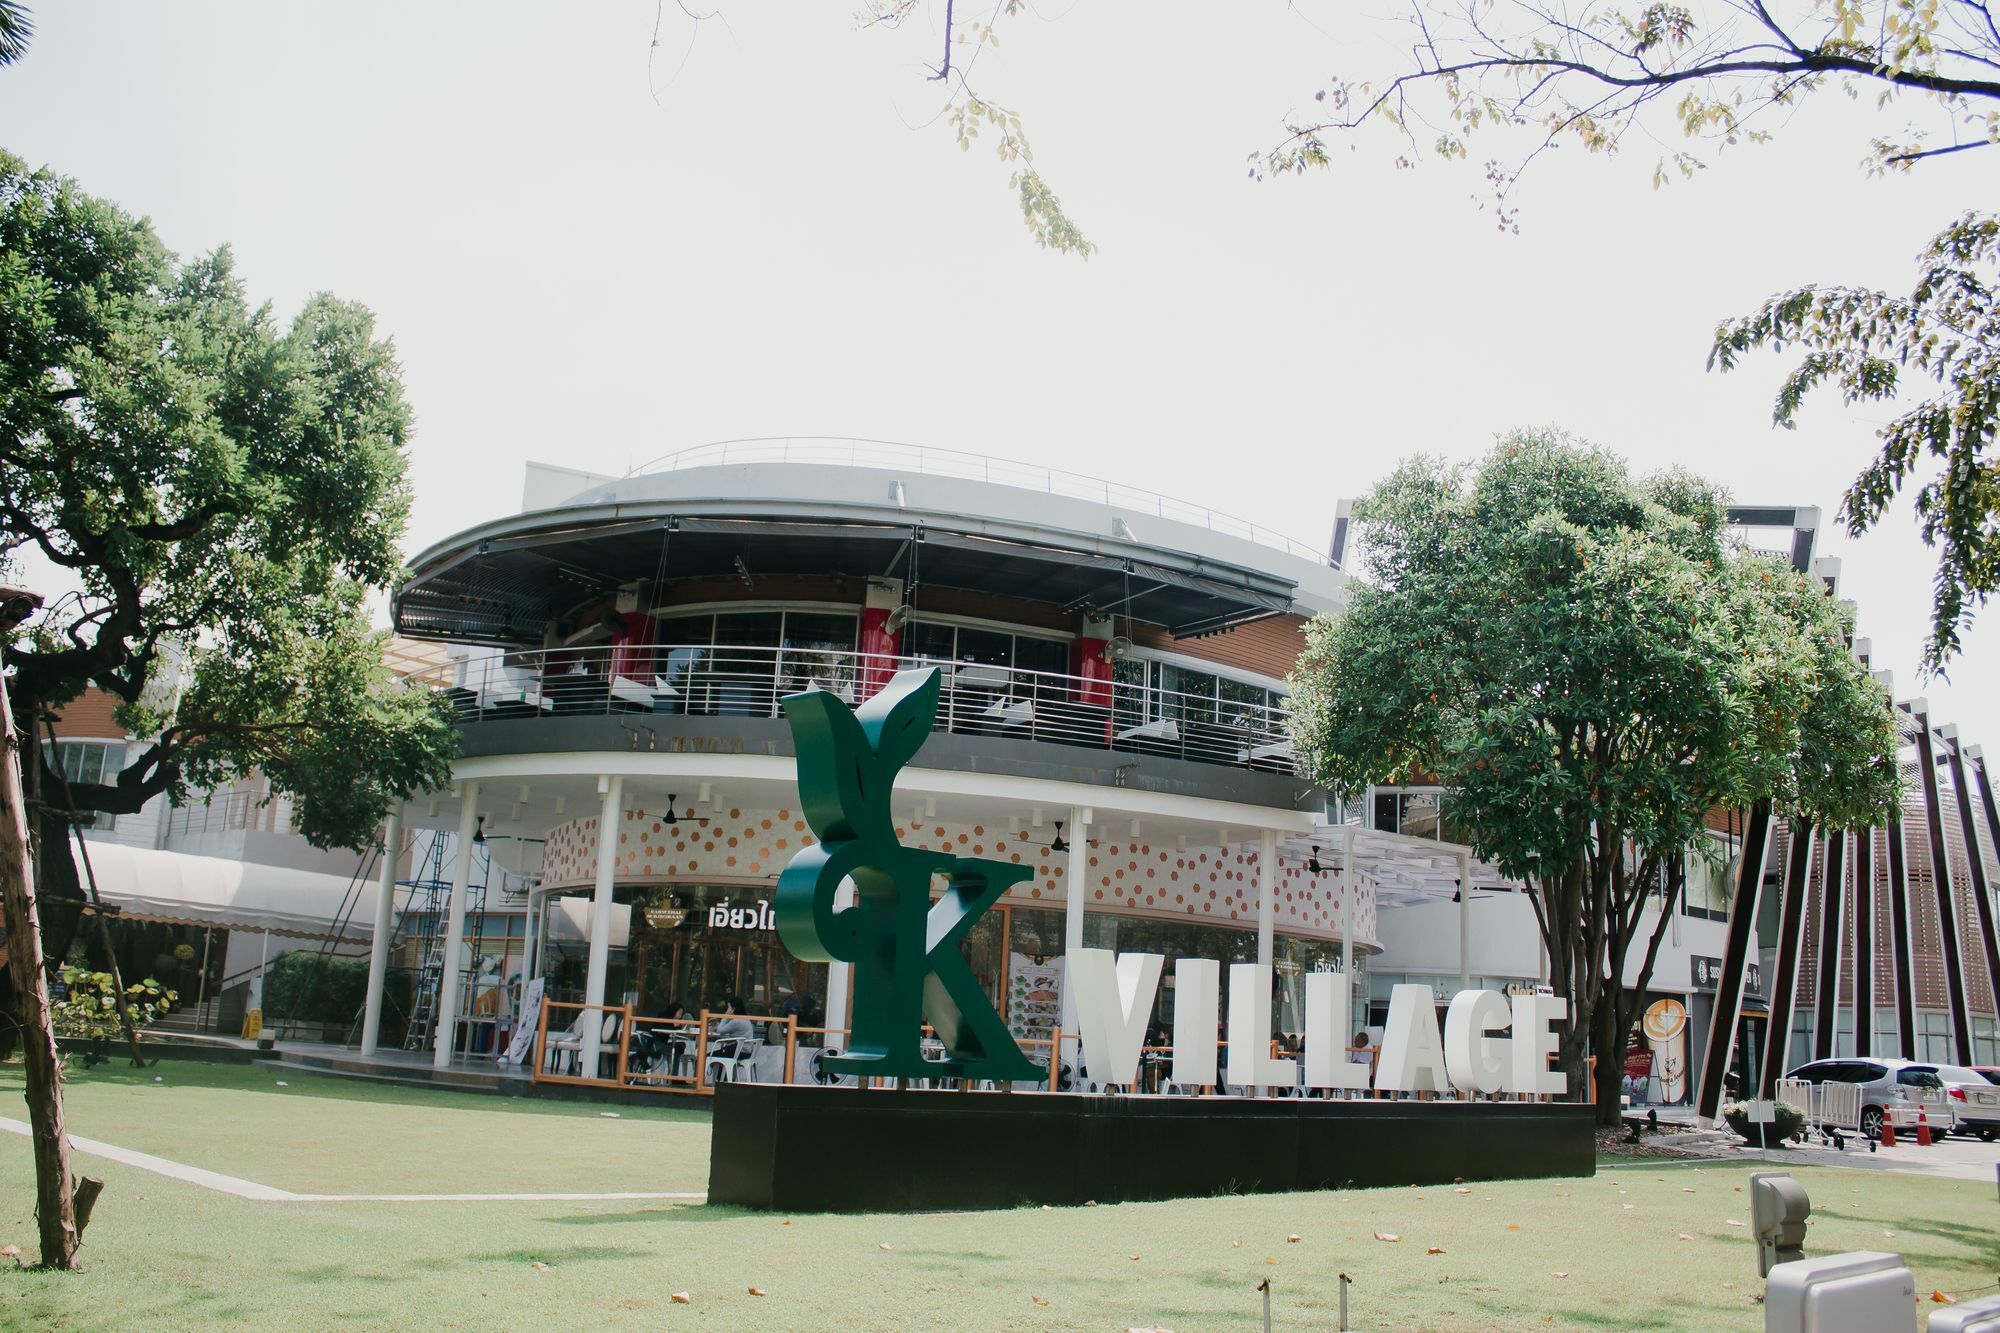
1907, 1063, 2000, 1141
1783, 1057, 1954, 1139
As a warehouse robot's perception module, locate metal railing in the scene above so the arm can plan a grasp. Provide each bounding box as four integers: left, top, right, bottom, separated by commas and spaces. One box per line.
626, 437, 1330, 566
443, 643, 1298, 775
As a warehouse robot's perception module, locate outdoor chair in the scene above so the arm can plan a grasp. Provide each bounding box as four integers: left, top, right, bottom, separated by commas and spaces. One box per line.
705, 1036, 763, 1084
542, 1010, 591, 1076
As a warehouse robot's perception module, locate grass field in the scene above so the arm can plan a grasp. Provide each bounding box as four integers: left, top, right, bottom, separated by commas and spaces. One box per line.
4, 1060, 1996, 1330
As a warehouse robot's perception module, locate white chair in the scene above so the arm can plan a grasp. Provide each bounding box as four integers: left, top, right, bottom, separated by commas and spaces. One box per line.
706, 1036, 763, 1084
542, 1010, 591, 1076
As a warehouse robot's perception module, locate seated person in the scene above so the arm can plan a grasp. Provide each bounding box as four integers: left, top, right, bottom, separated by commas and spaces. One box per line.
711, 995, 755, 1046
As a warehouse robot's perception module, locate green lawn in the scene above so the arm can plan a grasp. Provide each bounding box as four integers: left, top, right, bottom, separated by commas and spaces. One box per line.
4, 1060, 1996, 1330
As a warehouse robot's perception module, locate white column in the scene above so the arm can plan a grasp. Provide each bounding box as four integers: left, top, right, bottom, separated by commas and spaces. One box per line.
1255, 828, 1277, 1094
360, 808, 403, 1056
434, 785, 479, 1069
580, 774, 624, 1076
1256, 829, 1276, 967
1457, 849, 1473, 993
1340, 826, 1357, 1012
1058, 806, 1092, 1075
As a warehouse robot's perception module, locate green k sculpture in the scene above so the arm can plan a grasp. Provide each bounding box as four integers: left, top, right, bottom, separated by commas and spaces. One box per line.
776, 666, 1044, 1083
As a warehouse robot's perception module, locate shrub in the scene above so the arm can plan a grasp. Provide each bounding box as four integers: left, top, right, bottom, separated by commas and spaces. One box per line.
1720, 1099, 1807, 1144
51, 967, 176, 1039
262, 951, 371, 1025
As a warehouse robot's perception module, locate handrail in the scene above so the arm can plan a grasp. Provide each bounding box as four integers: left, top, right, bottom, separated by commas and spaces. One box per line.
624, 437, 1330, 566
441, 642, 1298, 776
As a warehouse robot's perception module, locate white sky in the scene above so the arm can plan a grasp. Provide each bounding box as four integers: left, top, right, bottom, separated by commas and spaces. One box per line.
6, 1, 1995, 746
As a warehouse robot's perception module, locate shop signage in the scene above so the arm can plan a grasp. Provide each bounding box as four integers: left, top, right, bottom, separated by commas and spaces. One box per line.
1690, 954, 1761, 997
775, 667, 1043, 1083
1068, 949, 1570, 1095
707, 898, 773, 931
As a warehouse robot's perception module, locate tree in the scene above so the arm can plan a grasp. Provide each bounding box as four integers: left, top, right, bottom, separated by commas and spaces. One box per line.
1252, 0, 2000, 671
0, 1, 30, 67
1711, 212, 2000, 673
0, 148, 456, 995
1287, 429, 1899, 1123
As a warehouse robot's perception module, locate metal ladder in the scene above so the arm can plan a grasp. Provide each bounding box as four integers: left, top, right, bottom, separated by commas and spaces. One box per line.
402, 832, 489, 1053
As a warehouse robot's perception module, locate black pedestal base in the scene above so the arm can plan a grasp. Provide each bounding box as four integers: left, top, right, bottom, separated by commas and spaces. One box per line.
708, 1084, 1595, 1212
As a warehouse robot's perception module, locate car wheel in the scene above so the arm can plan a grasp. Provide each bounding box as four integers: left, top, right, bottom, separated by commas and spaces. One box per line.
1980, 1127, 1998, 1143
1860, 1106, 1884, 1139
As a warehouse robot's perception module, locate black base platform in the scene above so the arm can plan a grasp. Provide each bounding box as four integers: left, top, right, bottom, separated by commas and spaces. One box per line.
708, 1084, 1596, 1212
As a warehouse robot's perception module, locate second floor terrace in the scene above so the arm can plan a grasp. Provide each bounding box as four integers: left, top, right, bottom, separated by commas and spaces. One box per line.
442, 641, 1299, 778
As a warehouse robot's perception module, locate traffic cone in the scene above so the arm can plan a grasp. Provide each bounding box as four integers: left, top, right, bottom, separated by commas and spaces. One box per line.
1916, 1108, 1933, 1147
1880, 1114, 1898, 1147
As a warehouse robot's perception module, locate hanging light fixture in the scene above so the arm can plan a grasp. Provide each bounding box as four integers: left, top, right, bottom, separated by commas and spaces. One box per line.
1049, 821, 1069, 854
472, 815, 486, 845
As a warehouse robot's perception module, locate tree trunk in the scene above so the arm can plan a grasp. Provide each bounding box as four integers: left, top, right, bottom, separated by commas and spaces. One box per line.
0, 673, 80, 1268
1593, 996, 1626, 1126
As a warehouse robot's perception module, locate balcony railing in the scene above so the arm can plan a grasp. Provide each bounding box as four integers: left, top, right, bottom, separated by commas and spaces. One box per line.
443, 644, 1297, 775
626, 437, 1330, 566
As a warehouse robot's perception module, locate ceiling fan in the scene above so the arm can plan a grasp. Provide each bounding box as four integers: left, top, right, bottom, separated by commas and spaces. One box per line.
650, 793, 712, 828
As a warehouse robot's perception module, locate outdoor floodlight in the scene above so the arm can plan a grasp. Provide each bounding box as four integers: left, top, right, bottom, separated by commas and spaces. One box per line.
1749, 1171, 1810, 1277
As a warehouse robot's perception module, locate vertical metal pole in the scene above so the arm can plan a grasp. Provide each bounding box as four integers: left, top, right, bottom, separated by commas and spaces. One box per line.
1696, 801, 1773, 1123
1340, 826, 1357, 1014
1059, 806, 1091, 1079
434, 782, 479, 1070
360, 808, 403, 1056
1256, 829, 1276, 969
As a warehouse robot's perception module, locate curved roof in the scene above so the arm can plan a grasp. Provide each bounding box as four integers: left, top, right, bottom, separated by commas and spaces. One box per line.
398, 454, 1348, 646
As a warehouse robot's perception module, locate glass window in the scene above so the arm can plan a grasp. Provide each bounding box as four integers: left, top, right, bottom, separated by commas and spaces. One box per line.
905, 621, 956, 665
1012, 636, 1068, 678
44, 741, 125, 831
1111, 657, 1149, 733
956, 627, 1012, 666
713, 611, 782, 648
1398, 792, 1442, 841
1156, 664, 1218, 724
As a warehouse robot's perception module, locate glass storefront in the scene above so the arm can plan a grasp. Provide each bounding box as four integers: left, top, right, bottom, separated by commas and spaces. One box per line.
536, 885, 1349, 1040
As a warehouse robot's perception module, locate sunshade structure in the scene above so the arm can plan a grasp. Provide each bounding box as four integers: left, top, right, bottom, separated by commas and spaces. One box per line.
70, 842, 381, 943
396, 515, 1298, 646
1277, 825, 1514, 911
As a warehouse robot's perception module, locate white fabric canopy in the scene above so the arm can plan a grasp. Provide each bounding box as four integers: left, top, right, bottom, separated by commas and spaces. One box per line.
70, 842, 381, 942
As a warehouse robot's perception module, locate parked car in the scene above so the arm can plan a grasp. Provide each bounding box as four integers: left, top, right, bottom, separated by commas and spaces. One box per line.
1783, 1058, 1955, 1139
1906, 1063, 2000, 1141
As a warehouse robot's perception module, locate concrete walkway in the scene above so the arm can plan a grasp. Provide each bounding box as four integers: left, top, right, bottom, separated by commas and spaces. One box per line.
0, 1117, 703, 1204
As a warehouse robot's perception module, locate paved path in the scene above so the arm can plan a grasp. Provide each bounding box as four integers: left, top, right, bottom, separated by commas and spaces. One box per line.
0, 1117, 703, 1204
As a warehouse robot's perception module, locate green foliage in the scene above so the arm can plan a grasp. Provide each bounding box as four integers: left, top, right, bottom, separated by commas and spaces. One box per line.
1288, 430, 1900, 1116
0, 148, 457, 849
261, 951, 372, 1025
0, 1, 29, 66
50, 966, 175, 1039
1721, 1099, 1808, 1143
1712, 211, 2000, 674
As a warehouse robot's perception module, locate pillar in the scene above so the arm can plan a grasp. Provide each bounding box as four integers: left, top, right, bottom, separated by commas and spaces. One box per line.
1760, 820, 1815, 1097
1887, 812, 1918, 1059
1456, 849, 1472, 993
1854, 828, 1876, 1057
1812, 830, 1846, 1061
1945, 741, 2000, 1026
1057, 807, 1093, 1075
1695, 801, 1773, 1123
1913, 715, 1974, 1064
360, 809, 403, 1056
1256, 829, 1276, 968
1339, 826, 1357, 1011
581, 774, 624, 1076
433, 784, 478, 1069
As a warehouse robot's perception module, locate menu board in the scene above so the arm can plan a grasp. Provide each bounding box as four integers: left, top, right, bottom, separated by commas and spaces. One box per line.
1007, 952, 1063, 1041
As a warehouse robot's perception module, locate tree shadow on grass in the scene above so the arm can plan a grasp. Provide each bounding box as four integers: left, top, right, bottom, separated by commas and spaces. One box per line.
470, 1244, 654, 1265
547, 1204, 735, 1227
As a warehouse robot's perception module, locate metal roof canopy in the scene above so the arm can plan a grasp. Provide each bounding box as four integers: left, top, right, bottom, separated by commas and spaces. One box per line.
395, 514, 1297, 646
1275, 824, 1514, 909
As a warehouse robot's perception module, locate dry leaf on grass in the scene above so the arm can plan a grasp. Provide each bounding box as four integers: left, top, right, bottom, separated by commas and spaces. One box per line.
1622, 1204, 1636, 1211
530, 1262, 550, 1272
670, 1292, 692, 1304
1933, 1291, 1957, 1305
1128, 1254, 1142, 1262
1883, 1231, 1898, 1239
748, 1287, 767, 1297
1427, 1247, 1446, 1255
1552, 1272, 1569, 1279
1678, 1233, 1694, 1241
879, 1243, 894, 1251
1722, 1282, 1736, 1290
0, 1245, 17, 1259
1725, 1219, 1746, 1227
1455, 1188, 1472, 1195
1265, 1257, 1278, 1265
1030, 1295, 1050, 1307
1682, 1187, 1695, 1193
1504, 1224, 1520, 1231
1373, 1232, 1401, 1242
1286, 1234, 1301, 1243
782, 1219, 792, 1226
1231, 1240, 1242, 1247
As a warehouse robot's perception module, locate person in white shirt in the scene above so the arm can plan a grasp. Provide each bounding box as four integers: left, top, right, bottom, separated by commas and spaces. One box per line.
712, 995, 755, 1045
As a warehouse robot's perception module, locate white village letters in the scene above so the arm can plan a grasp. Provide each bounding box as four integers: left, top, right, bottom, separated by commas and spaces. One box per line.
1068, 947, 1568, 1096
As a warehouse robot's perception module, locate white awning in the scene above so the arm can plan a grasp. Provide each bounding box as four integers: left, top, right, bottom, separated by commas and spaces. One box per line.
71, 842, 380, 942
